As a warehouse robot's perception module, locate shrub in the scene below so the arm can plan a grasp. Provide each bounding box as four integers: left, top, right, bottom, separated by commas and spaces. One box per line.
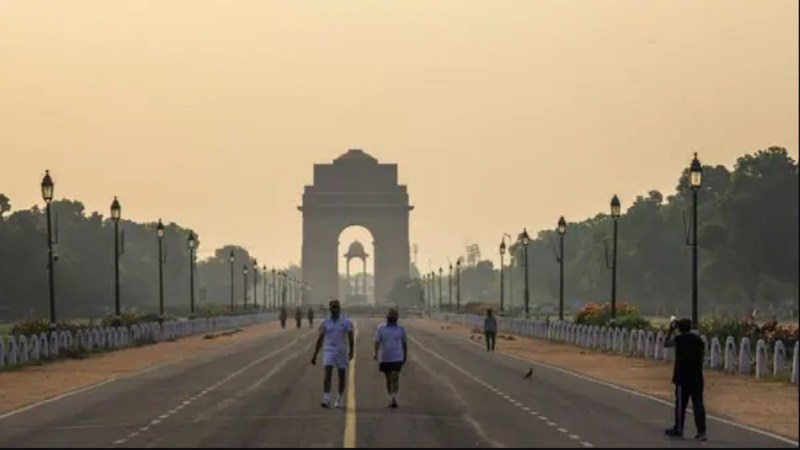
574, 302, 647, 329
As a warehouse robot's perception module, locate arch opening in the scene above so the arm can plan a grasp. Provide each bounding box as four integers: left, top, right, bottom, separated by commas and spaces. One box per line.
338, 226, 375, 305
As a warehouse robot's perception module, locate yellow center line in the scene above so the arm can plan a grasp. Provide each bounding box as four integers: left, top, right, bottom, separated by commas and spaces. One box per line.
343, 323, 358, 448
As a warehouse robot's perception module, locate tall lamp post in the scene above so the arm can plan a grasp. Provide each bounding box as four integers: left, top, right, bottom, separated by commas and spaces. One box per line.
111, 197, 122, 316
188, 231, 197, 315
520, 228, 530, 317
610, 195, 621, 320
242, 265, 248, 309
252, 260, 258, 312
262, 264, 268, 310
456, 258, 462, 312
556, 217, 567, 321
157, 219, 165, 317
41, 170, 57, 326
689, 153, 703, 328
229, 250, 235, 311
499, 239, 506, 314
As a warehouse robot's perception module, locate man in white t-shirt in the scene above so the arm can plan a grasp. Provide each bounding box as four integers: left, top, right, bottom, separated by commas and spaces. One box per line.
373, 308, 407, 409
311, 299, 354, 409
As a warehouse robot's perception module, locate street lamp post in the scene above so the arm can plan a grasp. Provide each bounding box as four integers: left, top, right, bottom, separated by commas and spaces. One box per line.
499, 240, 506, 314
448, 264, 453, 311
610, 195, 621, 319
521, 228, 530, 317
243, 265, 248, 310
188, 231, 197, 315
689, 153, 703, 328
229, 251, 235, 311
41, 170, 57, 326
111, 197, 122, 316
252, 260, 258, 312
262, 265, 268, 310
157, 219, 165, 317
456, 258, 462, 312
556, 217, 567, 321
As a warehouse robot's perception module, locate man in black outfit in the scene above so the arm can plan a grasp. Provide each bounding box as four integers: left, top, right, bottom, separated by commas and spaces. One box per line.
664, 318, 707, 441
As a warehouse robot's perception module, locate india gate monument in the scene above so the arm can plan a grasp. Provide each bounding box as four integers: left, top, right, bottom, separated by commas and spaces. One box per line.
299, 149, 412, 305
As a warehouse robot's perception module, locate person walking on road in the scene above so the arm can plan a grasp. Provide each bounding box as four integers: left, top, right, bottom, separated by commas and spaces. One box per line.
311, 299, 354, 409
308, 307, 315, 327
484, 308, 497, 352
373, 308, 407, 409
279, 307, 287, 329
295, 306, 303, 329
664, 318, 707, 441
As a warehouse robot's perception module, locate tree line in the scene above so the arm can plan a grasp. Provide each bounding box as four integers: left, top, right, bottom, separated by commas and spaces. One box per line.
392, 147, 798, 320
0, 197, 296, 322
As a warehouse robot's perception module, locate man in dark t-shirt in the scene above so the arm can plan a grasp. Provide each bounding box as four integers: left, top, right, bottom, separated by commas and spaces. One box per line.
664, 318, 707, 441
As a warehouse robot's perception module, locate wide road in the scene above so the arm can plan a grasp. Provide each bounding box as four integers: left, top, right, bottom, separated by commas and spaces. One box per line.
0, 317, 795, 448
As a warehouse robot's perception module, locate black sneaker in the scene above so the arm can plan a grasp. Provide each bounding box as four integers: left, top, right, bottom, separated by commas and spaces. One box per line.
694, 433, 707, 442
664, 428, 683, 438
390, 399, 398, 409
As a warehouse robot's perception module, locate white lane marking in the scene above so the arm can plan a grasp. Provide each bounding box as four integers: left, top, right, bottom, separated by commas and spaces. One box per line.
128, 431, 140, 438
569, 434, 580, 440
0, 327, 287, 422
411, 334, 593, 448
109, 330, 316, 446
113, 439, 127, 445
159, 414, 169, 420
445, 327, 799, 447
581, 442, 594, 447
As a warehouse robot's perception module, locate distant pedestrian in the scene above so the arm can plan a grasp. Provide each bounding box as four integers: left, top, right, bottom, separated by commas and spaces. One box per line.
279, 307, 287, 329
311, 300, 354, 409
373, 308, 407, 408
484, 308, 497, 352
664, 318, 707, 441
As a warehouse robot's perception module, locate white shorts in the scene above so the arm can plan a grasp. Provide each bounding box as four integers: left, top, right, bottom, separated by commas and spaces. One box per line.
323, 352, 349, 369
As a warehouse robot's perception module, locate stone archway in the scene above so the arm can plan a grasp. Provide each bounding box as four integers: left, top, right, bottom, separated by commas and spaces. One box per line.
299, 149, 412, 305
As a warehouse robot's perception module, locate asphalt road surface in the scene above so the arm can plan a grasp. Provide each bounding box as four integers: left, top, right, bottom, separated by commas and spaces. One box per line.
0, 317, 795, 448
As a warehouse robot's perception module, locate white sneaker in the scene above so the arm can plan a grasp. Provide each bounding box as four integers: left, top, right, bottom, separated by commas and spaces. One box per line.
320, 394, 331, 408
334, 396, 343, 409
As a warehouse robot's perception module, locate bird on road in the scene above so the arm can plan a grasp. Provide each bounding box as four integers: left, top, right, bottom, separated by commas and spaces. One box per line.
523, 368, 533, 380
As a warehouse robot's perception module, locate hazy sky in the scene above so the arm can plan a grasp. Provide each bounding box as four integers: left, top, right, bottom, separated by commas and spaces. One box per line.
1, 1, 797, 272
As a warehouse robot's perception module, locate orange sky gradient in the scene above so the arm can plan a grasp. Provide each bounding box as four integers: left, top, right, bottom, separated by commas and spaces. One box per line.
1, 1, 797, 270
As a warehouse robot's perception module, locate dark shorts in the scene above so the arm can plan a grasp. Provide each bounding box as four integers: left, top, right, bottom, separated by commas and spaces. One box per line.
379, 361, 404, 373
